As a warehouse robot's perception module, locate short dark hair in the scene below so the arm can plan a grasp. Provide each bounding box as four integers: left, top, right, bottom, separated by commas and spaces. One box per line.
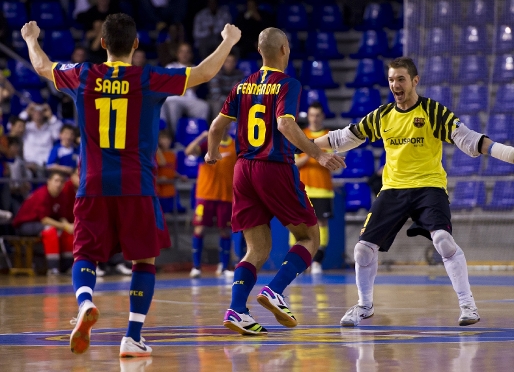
60, 124, 76, 134
8, 115, 25, 125
7, 136, 21, 147
47, 169, 68, 180
388, 57, 418, 79
101, 13, 137, 57
308, 102, 324, 112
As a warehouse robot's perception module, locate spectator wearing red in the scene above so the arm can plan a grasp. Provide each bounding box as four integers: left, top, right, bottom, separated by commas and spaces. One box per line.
12, 171, 74, 274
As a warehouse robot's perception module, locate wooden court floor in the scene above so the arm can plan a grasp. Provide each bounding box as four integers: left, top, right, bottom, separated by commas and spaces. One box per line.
0, 268, 513, 372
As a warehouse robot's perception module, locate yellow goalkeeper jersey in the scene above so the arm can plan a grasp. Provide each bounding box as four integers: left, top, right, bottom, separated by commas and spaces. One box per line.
356, 96, 459, 190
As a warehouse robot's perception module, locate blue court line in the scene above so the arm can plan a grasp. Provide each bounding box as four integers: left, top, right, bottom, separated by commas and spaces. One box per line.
0, 274, 513, 297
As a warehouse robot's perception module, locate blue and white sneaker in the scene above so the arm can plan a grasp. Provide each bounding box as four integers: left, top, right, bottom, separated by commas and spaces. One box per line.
340, 304, 374, 327
256, 286, 298, 328
223, 309, 267, 335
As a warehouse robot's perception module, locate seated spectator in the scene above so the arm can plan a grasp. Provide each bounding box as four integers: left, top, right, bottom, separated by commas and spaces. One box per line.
120, 0, 186, 30
156, 131, 186, 213
132, 50, 147, 66
7, 116, 27, 139
0, 73, 15, 131
208, 53, 243, 121
20, 103, 62, 177
5, 136, 32, 214
160, 43, 209, 133
157, 22, 185, 66
12, 171, 74, 275
193, 0, 232, 59
235, 0, 274, 59
47, 124, 79, 175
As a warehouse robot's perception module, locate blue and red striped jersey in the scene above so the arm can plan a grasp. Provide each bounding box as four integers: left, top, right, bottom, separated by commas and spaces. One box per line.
220, 66, 301, 164
52, 61, 190, 197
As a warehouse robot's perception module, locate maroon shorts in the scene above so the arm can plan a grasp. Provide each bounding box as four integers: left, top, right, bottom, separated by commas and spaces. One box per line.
193, 199, 232, 228
73, 196, 171, 262
232, 158, 317, 232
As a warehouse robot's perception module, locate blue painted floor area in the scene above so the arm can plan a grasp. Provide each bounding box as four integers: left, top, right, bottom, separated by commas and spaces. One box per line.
0, 273, 513, 297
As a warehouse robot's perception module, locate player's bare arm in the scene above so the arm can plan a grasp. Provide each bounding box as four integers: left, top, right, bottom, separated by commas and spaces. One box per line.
187, 24, 241, 89
205, 115, 232, 164
277, 117, 346, 171
21, 21, 54, 81
185, 130, 209, 157
314, 124, 366, 153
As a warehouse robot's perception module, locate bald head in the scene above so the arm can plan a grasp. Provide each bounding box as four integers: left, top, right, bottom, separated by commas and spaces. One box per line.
258, 28, 288, 60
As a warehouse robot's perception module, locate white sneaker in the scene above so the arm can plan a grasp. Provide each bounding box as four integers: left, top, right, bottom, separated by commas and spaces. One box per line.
340, 304, 374, 327
115, 263, 133, 276
222, 269, 234, 278
215, 263, 223, 276
70, 300, 100, 354
257, 286, 297, 327
311, 262, 323, 275
190, 268, 201, 278
95, 266, 106, 277
120, 336, 152, 357
223, 309, 268, 335
459, 305, 480, 326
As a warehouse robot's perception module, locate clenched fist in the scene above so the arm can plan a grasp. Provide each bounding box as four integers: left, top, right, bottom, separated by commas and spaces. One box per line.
21, 21, 41, 42
221, 24, 242, 46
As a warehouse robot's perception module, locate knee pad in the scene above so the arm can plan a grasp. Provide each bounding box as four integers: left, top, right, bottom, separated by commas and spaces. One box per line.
354, 241, 379, 267
430, 230, 457, 258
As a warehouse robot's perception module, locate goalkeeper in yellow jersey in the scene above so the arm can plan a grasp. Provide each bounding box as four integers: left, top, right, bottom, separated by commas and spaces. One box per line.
315, 56, 514, 327
293, 102, 334, 275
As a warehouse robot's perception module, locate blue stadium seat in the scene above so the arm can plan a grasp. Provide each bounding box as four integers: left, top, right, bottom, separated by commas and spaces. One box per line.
306, 32, 343, 60
176, 151, 200, 179
458, 114, 481, 132
10, 89, 44, 116
493, 54, 514, 83
285, 31, 305, 60
346, 59, 387, 88
482, 157, 514, 176
10, 30, 29, 58
299, 89, 336, 118
447, 150, 481, 177
387, 90, 395, 103
456, 85, 488, 114
405, 2, 421, 26
7, 60, 45, 89
501, 1, 514, 24
424, 86, 452, 109
458, 55, 488, 84
2, 1, 28, 28
432, 1, 460, 26
341, 88, 382, 118
459, 26, 488, 55
384, 29, 404, 58
300, 60, 339, 89
30, 1, 65, 29
422, 56, 451, 85
356, 2, 394, 31
313, 4, 348, 32
485, 114, 514, 143
379, 149, 386, 167
341, 149, 374, 178
495, 25, 514, 55
483, 181, 514, 211
175, 118, 208, 147
451, 181, 486, 211
370, 138, 384, 148
277, 4, 309, 32
492, 84, 514, 113
43, 30, 75, 61
344, 183, 372, 212
284, 60, 297, 79
237, 60, 259, 78
466, 0, 493, 24
425, 27, 452, 55
350, 30, 389, 59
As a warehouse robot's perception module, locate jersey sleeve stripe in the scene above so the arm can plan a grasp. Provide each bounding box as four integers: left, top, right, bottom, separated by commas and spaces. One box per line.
359, 116, 373, 140
428, 99, 437, 136
373, 108, 381, 139
278, 114, 296, 120
181, 67, 191, 96
219, 112, 236, 120
381, 103, 394, 117
51, 62, 61, 92
439, 106, 452, 142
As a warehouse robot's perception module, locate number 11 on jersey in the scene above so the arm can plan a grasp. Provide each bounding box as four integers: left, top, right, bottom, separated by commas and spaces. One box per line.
95, 97, 128, 149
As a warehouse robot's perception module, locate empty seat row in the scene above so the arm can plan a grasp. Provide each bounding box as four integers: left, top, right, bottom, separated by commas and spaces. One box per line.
451, 181, 514, 211
448, 151, 514, 177
3, 1, 66, 29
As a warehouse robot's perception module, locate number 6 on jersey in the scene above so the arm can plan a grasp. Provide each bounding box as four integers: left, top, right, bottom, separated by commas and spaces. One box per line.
248, 104, 266, 147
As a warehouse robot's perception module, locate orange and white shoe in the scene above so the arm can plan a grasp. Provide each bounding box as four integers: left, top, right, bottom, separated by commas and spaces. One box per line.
120, 336, 153, 358
69, 300, 100, 354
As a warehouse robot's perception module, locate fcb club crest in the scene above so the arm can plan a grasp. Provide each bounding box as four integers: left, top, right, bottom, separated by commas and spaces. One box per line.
413, 117, 425, 128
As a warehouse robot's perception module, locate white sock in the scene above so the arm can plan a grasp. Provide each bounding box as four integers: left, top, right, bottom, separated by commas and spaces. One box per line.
443, 245, 476, 308
356, 252, 378, 307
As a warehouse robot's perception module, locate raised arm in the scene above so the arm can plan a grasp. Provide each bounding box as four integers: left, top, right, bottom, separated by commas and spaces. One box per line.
185, 131, 209, 157
21, 21, 54, 81
187, 24, 241, 88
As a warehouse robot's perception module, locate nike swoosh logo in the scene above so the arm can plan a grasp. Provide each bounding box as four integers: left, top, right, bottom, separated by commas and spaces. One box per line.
134, 343, 147, 351
383, 128, 393, 132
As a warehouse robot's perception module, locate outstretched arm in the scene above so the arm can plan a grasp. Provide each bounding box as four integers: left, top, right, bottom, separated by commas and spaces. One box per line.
187, 24, 241, 89
481, 137, 514, 163
21, 21, 53, 81
314, 124, 366, 152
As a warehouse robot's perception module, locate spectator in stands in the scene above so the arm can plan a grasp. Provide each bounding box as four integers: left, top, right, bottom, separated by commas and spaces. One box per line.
0, 74, 15, 131
193, 0, 232, 59
156, 131, 186, 213
157, 22, 185, 66
21, 103, 62, 177
120, 0, 187, 29
208, 53, 244, 121
5, 136, 32, 214
132, 50, 147, 66
160, 42, 209, 133
7, 116, 26, 139
71, 46, 87, 64
12, 171, 74, 275
47, 124, 79, 175
235, 0, 274, 59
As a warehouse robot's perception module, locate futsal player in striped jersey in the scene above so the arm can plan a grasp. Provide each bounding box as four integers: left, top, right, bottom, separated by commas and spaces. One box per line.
315, 57, 514, 327
22, 15, 241, 356
206, 28, 346, 335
